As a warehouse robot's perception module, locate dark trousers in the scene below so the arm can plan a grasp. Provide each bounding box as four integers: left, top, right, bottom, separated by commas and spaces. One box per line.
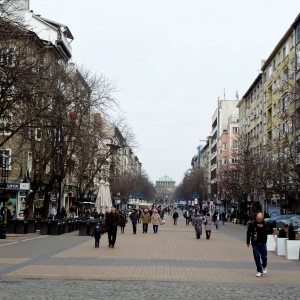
252, 242, 267, 273
206, 230, 211, 239
108, 228, 117, 246
142, 223, 148, 233
153, 225, 158, 233
132, 221, 137, 233
186, 217, 190, 225
94, 237, 100, 247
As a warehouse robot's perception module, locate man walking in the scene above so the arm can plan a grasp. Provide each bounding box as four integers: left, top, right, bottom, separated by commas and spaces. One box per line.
246, 213, 272, 277
172, 209, 179, 225
140, 209, 151, 233
213, 209, 220, 229
130, 208, 139, 234
104, 207, 120, 249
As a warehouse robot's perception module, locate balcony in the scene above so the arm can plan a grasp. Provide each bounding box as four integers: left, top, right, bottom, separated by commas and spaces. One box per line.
57, 33, 72, 59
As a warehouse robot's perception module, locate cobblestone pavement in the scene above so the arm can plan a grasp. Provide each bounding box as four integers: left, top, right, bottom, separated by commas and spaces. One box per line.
0, 213, 299, 299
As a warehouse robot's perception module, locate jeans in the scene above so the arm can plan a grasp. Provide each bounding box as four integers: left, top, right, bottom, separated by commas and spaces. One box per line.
142, 223, 148, 233
222, 218, 225, 225
215, 219, 219, 229
108, 228, 117, 246
94, 237, 100, 247
174, 218, 178, 225
252, 242, 267, 273
132, 221, 137, 233
153, 225, 158, 233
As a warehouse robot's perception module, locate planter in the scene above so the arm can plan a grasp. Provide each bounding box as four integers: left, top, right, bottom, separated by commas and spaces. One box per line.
285, 239, 300, 260
276, 237, 287, 256
267, 235, 276, 251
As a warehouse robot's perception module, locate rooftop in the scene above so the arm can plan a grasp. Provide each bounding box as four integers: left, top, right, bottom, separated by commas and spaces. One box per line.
157, 175, 175, 182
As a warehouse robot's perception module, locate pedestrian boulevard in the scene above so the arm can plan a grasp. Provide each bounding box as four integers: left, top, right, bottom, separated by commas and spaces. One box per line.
0, 214, 300, 299
0, 214, 299, 283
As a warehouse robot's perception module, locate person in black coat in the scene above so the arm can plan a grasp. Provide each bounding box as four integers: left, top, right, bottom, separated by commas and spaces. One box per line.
92, 223, 101, 248
246, 213, 272, 277
130, 208, 139, 234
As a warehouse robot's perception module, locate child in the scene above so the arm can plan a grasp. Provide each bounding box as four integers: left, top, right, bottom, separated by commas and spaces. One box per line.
92, 223, 101, 248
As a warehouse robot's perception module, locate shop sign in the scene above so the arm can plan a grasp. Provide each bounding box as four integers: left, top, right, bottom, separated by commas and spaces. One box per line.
0, 182, 29, 190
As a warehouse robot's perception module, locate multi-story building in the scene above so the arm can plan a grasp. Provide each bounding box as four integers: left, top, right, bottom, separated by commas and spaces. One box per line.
210, 100, 239, 198
238, 73, 263, 151
155, 175, 175, 206
200, 136, 211, 198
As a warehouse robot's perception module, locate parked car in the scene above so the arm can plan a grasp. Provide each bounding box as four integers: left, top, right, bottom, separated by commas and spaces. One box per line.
265, 214, 300, 229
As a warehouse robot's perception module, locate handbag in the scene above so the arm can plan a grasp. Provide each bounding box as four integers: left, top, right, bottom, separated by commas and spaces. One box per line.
161, 218, 166, 225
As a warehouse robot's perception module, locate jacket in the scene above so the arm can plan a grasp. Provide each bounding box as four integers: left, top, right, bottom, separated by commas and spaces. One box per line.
204, 216, 213, 231
92, 227, 101, 239
130, 211, 139, 223
151, 213, 161, 225
246, 220, 272, 245
173, 211, 179, 219
140, 212, 151, 224
104, 212, 121, 230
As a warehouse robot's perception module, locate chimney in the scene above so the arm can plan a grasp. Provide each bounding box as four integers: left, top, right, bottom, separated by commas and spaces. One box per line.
261, 59, 266, 68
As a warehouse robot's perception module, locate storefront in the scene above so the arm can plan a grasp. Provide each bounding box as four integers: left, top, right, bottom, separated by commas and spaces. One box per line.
0, 182, 30, 220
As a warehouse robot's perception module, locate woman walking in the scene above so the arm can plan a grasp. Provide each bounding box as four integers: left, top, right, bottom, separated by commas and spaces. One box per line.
204, 213, 213, 239
194, 213, 203, 239
151, 209, 161, 233
119, 210, 127, 234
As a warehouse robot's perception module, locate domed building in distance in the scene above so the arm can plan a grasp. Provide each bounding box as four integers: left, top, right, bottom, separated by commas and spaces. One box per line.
155, 175, 175, 206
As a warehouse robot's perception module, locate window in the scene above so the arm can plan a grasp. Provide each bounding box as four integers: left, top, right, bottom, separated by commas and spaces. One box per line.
267, 130, 272, 140
222, 158, 227, 165
296, 26, 300, 44
0, 115, 12, 135
291, 34, 294, 47
268, 64, 272, 78
273, 58, 276, 70
283, 120, 289, 133
0, 149, 11, 170
233, 127, 238, 133
259, 122, 262, 132
0, 4, 4, 11
35, 128, 42, 141
233, 140, 238, 148
283, 46, 286, 58
277, 51, 281, 64
232, 157, 238, 164
0, 48, 14, 66
282, 94, 288, 111
263, 113, 266, 124
222, 143, 226, 150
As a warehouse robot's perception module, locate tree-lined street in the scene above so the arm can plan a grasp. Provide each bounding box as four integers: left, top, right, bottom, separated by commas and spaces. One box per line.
0, 214, 299, 299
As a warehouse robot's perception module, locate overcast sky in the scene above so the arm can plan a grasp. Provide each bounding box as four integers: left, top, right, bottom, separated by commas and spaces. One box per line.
31, 0, 300, 184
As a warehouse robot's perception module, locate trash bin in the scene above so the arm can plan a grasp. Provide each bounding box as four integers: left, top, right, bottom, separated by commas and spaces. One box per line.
15, 220, 27, 234
6, 219, 16, 234
50, 220, 62, 235
27, 219, 36, 233
78, 221, 88, 236
0, 223, 6, 239
61, 222, 66, 234
68, 221, 73, 232
74, 220, 79, 231
35, 218, 42, 231
40, 220, 50, 235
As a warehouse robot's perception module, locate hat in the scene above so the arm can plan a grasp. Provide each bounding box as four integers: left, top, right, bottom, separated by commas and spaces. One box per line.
96, 223, 100, 226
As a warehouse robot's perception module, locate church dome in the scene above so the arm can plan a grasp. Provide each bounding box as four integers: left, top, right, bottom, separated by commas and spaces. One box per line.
157, 175, 174, 182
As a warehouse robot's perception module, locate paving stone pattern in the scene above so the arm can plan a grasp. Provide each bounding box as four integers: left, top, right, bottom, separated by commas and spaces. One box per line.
0, 213, 299, 299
